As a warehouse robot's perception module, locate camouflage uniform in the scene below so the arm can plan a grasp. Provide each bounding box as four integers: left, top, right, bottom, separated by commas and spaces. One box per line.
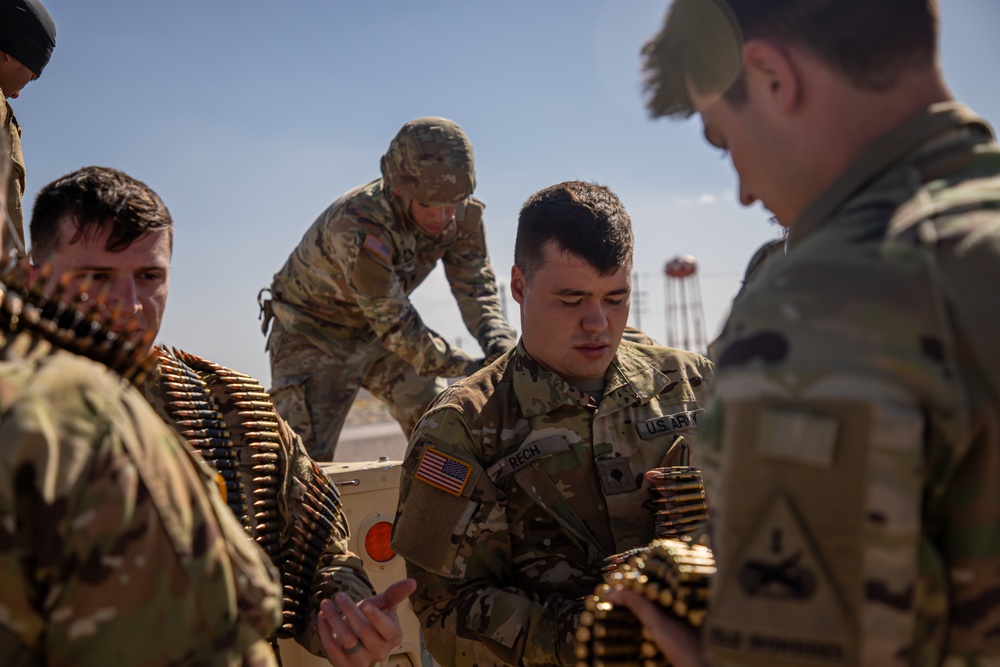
701, 103, 1000, 666
267, 178, 514, 460
392, 340, 712, 666
0, 88, 26, 251
141, 347, 376, 657
0, 268, 282, 665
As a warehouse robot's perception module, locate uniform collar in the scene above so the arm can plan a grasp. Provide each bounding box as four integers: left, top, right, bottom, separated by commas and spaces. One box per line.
789, 102, 993, 247
511, 340, 672, 419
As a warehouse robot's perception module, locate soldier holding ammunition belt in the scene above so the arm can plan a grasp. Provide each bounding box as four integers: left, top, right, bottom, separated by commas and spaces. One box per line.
29, 166, 414, 666
392, 180, 713, 667
623, 0, 1000, 665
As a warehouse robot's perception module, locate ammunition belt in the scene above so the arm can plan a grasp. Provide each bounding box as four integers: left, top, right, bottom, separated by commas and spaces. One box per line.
577, 539, 716, 667
582, 465, 713, 666
0, 259, 154, 385
160, 348, 345, 638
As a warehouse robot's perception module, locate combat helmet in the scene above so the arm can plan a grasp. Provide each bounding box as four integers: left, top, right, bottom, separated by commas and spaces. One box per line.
380, 117, 476, 206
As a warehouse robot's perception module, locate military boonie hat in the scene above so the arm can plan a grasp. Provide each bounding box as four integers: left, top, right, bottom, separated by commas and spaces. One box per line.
380, 117, 476, 206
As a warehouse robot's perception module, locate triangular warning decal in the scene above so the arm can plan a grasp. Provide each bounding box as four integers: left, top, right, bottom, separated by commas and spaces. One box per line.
706, 493, 856, 665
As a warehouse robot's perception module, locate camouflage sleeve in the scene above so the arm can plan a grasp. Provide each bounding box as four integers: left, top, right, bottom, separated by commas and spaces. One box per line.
278, 421, 377, 656
341, 222, 481, 378
392, 408, 580, 667
939, 219, 1000, 395
0, 357, 281, 666
442, 199, 517, 356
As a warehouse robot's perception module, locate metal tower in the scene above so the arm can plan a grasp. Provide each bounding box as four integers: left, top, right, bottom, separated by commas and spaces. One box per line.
664, 255, 708, 354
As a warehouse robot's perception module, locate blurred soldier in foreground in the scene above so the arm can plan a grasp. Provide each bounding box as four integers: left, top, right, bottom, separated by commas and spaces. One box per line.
30, 165, 414, 666
0, 0, 55, 254
617, 1, 1000, 665
392, 181, 713, 666
0, 149, 281, 662
262, 116, 516, 461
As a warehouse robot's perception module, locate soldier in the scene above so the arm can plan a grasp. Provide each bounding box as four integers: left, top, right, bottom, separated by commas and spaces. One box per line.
262, 116, 517, 461
0, 142, 282, 662
616, 1, 1000, 665
0, 0, 55, 254
29, 165, 415, 666
391, 181, 713, 666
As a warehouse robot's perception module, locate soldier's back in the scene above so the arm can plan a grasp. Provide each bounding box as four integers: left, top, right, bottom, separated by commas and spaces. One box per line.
0, 335, 281, 666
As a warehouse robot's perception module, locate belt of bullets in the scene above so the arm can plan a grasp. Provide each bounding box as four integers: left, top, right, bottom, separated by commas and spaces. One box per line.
648, 466, 709, 538
0, 258, 155, 385
577, 539, 716, 667
582, 462, 713, 667
168, 349, 346, 639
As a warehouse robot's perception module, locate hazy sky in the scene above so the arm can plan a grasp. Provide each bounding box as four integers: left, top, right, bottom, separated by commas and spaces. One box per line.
15, 1, 1000, 383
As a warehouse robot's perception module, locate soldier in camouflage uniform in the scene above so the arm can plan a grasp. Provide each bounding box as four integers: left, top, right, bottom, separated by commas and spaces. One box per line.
392, 181, 713, 666
262, 117, 517, 461
0, 141, 282, 665
612, 1, 1000, 665
0, 0, 55, 254
29, 166, 414, 666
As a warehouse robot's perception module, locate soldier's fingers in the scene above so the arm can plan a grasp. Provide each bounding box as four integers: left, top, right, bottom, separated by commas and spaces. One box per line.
335, 592, 402, 660
318, 599, 369, 665
360, 598, 405, 646
372, 578, 416, 612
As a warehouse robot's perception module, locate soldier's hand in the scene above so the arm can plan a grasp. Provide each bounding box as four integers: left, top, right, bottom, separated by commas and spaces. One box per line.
317, 578, 417, 667
608, 586, 708, 667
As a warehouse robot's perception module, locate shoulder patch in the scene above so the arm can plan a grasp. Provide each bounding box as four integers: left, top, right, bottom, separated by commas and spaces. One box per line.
416, 446, 473, 497
362, 233, 392, 264
352, 250, 393, 297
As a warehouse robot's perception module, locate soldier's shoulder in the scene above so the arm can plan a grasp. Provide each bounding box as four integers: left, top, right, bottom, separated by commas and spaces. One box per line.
3, 348, 169, 473
331, 179, 396, 231
622, 340, 713, 379
892, 157, 1000, 246
422, 358, 514, 428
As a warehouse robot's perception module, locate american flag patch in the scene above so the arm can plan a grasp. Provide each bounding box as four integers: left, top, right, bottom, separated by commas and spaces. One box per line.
415, 447, 472, 497
362, 233, 392, 263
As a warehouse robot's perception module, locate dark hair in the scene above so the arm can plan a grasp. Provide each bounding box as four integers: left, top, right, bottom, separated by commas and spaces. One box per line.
642, 0, 940, 118
515, 181, 633, 279
30, 166, 172, 261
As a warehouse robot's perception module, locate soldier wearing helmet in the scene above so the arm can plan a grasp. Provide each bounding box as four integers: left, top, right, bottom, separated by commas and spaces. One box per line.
262, 117, 516, 461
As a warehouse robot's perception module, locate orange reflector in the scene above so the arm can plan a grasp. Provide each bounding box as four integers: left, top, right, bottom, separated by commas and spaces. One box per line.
364, 520, 396, 563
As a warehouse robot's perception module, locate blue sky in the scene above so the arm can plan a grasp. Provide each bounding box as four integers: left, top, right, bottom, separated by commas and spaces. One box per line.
15, 0, 1000, 383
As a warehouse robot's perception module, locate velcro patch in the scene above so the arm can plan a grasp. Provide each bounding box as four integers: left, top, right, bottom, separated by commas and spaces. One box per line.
416, 446, 473, 497
486, 435, 570, 480
362, 233, 392, 264
756, 408, 839, 467
636, 408, 704, 439
597, 457, 639, 495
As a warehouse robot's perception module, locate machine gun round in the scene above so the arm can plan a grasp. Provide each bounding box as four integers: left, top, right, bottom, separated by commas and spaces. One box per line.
157, 348, 348, 639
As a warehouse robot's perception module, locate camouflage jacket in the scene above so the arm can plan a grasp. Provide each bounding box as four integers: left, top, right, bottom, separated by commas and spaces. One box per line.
0, 320, 281, 665
142, 348, 376, 655
701, 102, 1000, 667
392, 340, 713, 666
269, 179, 515, 377
1, 87, 26, 252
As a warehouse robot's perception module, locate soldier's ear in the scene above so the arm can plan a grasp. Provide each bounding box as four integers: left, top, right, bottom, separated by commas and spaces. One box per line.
511, 265, 526, 305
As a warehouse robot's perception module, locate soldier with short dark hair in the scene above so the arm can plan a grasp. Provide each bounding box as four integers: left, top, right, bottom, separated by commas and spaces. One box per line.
0, 143, 282, 664
0, 0, 55, 254
262, 116, 517, 461
29, 165, 414, 667
392, 180, 713, 667
613, 1, 1000, 665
